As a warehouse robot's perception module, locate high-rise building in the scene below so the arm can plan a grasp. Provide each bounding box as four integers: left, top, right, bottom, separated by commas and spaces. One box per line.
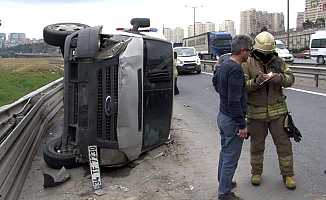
240, 9, 285, 35
297, 12, 305, 30
305, 0, 326, 22
0, 33, 6, 48
219, 20, 236, 36
188, 22, 216, 37
163, 28, 173, 42
205, 22, 216, 32
271, 12, 285, 33
240, 9, 257, 35
173, 27, 184, 43
8, 33, 26, 46
163, 27, 184, 43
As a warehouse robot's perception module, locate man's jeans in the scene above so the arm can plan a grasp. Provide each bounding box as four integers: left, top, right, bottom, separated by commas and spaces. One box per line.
217, 112, 244, 197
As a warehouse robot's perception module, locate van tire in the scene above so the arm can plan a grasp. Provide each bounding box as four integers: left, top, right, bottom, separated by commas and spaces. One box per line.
43, 23, 89, 47
43, 137, 80, 169
317, 56, 325, 65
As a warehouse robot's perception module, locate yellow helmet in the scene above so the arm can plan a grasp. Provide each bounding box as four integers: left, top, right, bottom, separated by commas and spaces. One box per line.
253, 31, 276, 53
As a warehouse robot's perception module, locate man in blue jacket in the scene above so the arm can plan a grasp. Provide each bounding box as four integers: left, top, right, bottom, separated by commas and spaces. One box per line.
214, 35, 253, 200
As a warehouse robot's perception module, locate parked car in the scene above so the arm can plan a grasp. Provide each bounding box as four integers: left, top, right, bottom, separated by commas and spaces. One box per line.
174, 47, 201, 74
275, 40, 294, 63
294, 49, 310, 59
42, 18, 174, 169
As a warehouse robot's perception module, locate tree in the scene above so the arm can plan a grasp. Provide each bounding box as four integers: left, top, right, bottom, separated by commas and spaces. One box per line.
315, 18, 325, 29
303, 19, 314, 29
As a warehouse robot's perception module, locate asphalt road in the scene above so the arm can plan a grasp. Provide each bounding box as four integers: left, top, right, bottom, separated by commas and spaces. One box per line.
175, 72, 326, 199
18, 70, 326, 200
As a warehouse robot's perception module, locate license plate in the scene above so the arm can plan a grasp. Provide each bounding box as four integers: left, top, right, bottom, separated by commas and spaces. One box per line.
88, 145, 102, 190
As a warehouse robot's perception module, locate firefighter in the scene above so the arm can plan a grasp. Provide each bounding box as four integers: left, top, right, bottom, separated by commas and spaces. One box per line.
242, 31, 296, 189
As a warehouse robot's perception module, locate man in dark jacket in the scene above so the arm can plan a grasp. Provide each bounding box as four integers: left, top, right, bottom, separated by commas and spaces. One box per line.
214, 35, 253, 200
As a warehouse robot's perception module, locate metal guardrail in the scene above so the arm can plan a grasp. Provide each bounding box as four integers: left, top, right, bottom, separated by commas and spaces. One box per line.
201, 60, 326, 87
0, 78, 63, 200
290, 65, 326, 87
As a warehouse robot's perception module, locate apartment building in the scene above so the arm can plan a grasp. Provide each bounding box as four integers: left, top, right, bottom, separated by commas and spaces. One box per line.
240, 8, 285, 35
219, 20, 236, 36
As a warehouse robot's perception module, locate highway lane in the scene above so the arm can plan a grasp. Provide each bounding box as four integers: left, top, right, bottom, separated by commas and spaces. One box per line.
175, 72, 326, 199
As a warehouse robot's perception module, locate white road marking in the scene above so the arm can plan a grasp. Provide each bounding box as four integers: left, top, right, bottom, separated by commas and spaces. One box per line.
202, 72, 213, 75
201, 71, 326, 97
286, 88, 326, 97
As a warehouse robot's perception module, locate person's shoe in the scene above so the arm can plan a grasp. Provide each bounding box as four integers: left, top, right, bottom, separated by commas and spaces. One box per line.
283, 176, 296, 190
219, 192, 243, 200
251, 174, 261, 186
231, 181, 237, 190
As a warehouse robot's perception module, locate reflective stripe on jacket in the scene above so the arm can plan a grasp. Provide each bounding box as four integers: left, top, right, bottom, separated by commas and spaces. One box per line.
242, 56, 295, 120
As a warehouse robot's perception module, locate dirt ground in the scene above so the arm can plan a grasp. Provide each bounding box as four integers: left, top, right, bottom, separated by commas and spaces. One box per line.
19, 103, 220, 200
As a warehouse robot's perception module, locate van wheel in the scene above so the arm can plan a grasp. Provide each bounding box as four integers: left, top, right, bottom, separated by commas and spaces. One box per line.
317, 56, 325, 65
43, 137, 80, 169
43, 23, 89, 47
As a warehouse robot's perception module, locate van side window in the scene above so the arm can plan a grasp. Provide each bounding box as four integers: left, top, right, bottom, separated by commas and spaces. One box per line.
144, 39, 172, 74
311, 39, 326, 48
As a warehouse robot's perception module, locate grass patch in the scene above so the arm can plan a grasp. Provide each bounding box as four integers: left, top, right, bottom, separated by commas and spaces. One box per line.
0, 58, 63, 106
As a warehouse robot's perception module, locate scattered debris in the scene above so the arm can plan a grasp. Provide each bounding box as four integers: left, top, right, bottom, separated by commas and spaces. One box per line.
43, 167, 70, 188
110, 185, 129, 192
164, 138, 175, 145
153, 152, 165, 159
94, 189, 105, 196
189, 185, 194, 191
183, 104, 192, 109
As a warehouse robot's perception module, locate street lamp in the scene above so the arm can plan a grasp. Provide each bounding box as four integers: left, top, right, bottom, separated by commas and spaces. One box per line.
185, 5, 203, 36
287, 0, 290, 49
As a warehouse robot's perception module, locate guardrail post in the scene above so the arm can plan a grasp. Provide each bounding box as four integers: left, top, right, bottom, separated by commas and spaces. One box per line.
315, 74, 319, 87
203, 64, 206, 71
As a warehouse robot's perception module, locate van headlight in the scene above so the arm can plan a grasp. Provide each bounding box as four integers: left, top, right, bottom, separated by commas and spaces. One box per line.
196, 58, 201, 65
176, 59, 183, 66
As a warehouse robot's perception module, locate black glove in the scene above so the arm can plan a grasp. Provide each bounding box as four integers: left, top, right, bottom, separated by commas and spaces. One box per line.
284, 113, 302, 143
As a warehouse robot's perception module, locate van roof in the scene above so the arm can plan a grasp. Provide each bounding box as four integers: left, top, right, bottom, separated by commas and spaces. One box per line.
311, 31, 326, 39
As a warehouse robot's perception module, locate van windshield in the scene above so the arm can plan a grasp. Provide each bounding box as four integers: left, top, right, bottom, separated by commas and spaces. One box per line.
276, 43, 286, 49
174, 48, 196, 57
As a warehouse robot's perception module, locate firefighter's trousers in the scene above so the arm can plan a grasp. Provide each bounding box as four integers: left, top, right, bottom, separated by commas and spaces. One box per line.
247, 115, 294, 176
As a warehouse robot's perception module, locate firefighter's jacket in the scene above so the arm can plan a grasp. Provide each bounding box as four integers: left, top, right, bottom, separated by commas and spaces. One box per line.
242, 56, 295, 120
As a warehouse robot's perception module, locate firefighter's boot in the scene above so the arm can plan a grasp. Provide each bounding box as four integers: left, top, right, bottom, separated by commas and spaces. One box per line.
251, 175, 261, 186
283, 176, 296, 190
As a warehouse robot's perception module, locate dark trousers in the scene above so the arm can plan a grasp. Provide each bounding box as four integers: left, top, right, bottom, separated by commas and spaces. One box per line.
248, 115, 294, 176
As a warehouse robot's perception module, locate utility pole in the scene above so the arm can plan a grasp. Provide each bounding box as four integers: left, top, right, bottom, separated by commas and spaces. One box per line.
287, 0, 290, 49
185, 5, 203, 37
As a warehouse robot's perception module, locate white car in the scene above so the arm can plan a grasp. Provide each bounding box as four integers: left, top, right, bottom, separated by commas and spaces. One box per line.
173, 47, 201, 74
275, 40, 294, 63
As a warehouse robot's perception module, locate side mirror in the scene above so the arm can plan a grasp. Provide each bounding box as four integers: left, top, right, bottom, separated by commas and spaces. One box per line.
173, 52, 177, 59
130, 18, 150, 31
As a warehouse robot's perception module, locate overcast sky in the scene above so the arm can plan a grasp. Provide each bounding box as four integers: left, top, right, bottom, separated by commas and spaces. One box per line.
0, 0, 305, 39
